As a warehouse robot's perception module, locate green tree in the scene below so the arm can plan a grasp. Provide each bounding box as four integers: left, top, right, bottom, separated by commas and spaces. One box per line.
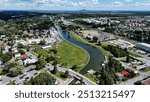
126, 54, 130, 63
39, 40, 46, 45
51, 64, 57, 74
18, 50, 25, 55
17, 43, 24, 48
71, 65, 77, 70
92, 36, 98, 43
97, 41, 102, 46
8, 66, 22, 77
63, 70, 69, 78
35, 58, 46, 70
27, 72, 55, 85
1, 52, 13, 63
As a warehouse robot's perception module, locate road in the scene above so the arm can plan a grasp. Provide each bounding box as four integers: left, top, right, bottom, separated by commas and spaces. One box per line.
0, 63, 96, 85
56, 66, 96, 85
120, 71, 150, 85
120, 61, 150, 85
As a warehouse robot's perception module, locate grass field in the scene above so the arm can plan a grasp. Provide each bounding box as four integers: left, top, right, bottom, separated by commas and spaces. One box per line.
56, 41, 88, 67
79, 30, 91, 35
34, 48, 50, 58
140, 67, 150, 72
130, 51, 142, 58
0, 68, 2, 75
84, 73, 97, 83
69, 31, 111, 57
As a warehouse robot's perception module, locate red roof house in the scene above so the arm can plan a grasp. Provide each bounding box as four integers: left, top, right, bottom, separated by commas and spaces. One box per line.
121, 70, 130, 77
20, 54, 29, 60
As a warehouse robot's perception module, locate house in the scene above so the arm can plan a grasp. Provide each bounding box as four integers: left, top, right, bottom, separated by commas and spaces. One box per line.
20, 54, 29, 60
121, 70, 130, 77
23, 57, 37, 65
116, 73, 124, 80
12, 47, 18, 53
42, 45, 52, 49
14, 53, 21, 58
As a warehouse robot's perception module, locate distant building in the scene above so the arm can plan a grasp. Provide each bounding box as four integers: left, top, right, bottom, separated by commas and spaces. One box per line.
109, 39, 134, 49
136, 43, 150, 53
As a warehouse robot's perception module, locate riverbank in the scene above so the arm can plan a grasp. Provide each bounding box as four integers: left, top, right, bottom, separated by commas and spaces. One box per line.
69, 31, 111, 57
55, 25, 90, 71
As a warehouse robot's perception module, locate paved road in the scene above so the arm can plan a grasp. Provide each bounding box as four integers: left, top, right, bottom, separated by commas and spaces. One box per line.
0, 63, 96, 85
120, 61, 150, 85
120, 71, 150, 85
56, 66, 96, 85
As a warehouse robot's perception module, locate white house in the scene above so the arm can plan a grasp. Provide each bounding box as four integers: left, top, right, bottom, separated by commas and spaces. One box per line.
14, 53, 21, 58
42, 45, 52, 49
23, 57, 37, 65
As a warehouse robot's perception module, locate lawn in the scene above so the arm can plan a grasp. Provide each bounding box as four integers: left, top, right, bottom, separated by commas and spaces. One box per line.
0, 68, 2, 75
56, 41, 88, 67
140, 67, 150, 72
79, 30, 91, 35
34, 48, 50, 58
69, 31, 111, 57
130, 52, 142, 58
6, 81, 15, 85
84, 73, 97, 83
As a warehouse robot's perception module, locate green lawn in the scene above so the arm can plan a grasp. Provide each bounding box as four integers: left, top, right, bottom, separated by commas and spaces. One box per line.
34, 48, 50, 58
56, 41, 88, 67
69, 31, 111, 57
140, 67, 150, 72
6, 81, 15, 85
101, 42, 110, 48
53, 71, 67, 80
79, 30, 91, 35
0, 68, 2, 75
84, 73, 97, 83
130, 52, 142, 58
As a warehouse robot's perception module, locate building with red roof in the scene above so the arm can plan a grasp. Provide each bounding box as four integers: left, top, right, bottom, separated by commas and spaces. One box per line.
121, 70, 130, 77
20, 54, 29, 60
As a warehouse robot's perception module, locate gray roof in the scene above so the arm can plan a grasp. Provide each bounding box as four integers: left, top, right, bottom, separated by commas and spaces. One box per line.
137, 43, 150, 48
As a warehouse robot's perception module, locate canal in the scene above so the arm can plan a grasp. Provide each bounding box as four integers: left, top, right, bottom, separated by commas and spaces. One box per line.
55, 25, 105, 75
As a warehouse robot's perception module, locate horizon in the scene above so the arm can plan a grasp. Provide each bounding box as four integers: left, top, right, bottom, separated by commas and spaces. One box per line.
0, 0, 150, 11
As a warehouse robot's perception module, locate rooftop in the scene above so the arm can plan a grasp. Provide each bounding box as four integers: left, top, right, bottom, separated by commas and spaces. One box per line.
137, 43, 150, 48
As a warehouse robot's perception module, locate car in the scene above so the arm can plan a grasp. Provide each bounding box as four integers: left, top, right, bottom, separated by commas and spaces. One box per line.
27, 68, 35, 72
20, 76, 24, 79
34, 73, 37, 75
25, 77, 29, 80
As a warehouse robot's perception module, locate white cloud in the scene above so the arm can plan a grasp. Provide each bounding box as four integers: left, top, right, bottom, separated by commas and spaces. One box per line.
111, 1, 123, 7
125, 0, 133, 2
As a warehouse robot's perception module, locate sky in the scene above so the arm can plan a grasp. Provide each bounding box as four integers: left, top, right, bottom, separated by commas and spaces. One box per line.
0, 0, 150, 11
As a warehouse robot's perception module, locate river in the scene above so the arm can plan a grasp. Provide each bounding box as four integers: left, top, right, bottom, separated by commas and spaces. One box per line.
55, 25, 105, 75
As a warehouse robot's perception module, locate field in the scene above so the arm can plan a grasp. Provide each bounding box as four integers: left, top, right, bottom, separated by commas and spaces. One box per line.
84, 73, 97, 82
79, 30, 91, 35
34, 48, 50, 58
56, 41, 88, 67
